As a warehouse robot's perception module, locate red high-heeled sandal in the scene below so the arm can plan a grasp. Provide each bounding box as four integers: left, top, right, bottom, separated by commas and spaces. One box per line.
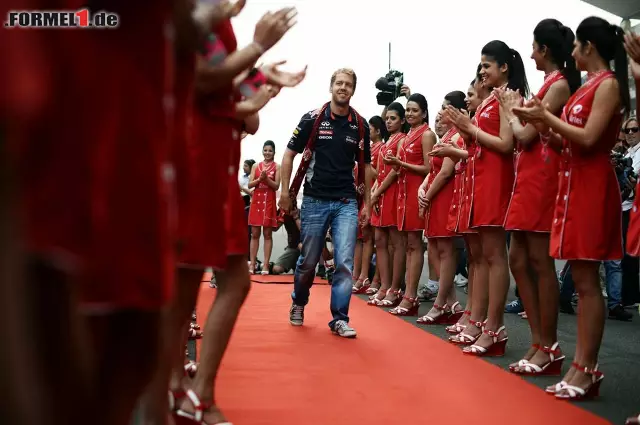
448, 319, 483, 345
445, 310, 471, 334
545, 361, 579, 395
555, 363, 603, 401
389, 296, 419, 316
174, 389, 233, 425
445, 302, 464, 324
367, 288, 388, 305
462, 325, 507, 357
513, 342, 564, 376
352, 278, 370, 294
508, 344, 540, 372
416, 303, 449, 324
376, 289, 403, 308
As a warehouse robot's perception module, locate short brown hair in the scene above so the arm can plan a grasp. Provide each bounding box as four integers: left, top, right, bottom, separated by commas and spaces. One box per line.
330, 68, 357, 91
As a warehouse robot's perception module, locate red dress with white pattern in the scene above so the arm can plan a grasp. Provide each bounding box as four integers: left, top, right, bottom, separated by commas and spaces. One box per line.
248, 161, 278, 228
550, 71, 623, 260
426, 128, 461, 238
468, 90, 515, 228
371, 133, 405, 228
505, 71, 565, 232
448, 131, 477, 234
355, 140, 384, 239
397, 124, 429, 231
179, 19, 239, 269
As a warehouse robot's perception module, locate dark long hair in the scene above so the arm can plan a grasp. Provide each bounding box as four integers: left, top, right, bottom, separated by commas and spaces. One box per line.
407, 93, 429, 125
386, 101, 408, 133
369, 115, 389, 141
481, 40, 530, 97
534, 19, 581, 93
576, 16, 630, 114
444, 91, 466, 111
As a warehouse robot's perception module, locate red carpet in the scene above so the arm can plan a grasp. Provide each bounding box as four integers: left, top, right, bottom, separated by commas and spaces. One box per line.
196, 284, 609, 425
249, 274, 328, 285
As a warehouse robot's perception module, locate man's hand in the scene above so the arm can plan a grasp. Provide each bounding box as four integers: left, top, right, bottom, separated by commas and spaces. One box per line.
359, 207, 370, 227
278, 192, 291, 213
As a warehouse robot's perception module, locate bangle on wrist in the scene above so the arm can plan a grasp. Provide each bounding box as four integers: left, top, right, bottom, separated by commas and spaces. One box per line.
474, 127, 480, 142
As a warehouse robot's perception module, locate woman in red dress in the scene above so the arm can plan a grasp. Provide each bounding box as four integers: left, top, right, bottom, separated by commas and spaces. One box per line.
417, 91, 467, 324
513, 16, 629, 400
497, 19, 580, 376
172, 9, 303, 424
445, 41, 529, 357
435, 74, 491, 343
248, 140, 280, 274
368, 103, 407, 306
386, 94, 436, 316
352, 116, 386, 293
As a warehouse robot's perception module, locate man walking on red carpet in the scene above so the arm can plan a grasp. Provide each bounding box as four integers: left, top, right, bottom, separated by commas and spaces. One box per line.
279, 68, 372, 338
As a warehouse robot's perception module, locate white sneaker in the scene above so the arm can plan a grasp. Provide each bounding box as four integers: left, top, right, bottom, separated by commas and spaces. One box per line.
454, 274, 468, 287
331, 320, 357, 338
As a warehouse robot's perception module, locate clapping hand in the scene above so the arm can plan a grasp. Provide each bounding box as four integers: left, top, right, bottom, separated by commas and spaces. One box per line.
383, 154, 401, 167
443, 105, 473, 133
495, 88, 522, 112
259, 170, 268, 181
262, 61, 307, 88
511, 96, 547, 123
428, 144, 455, 158
253, 7, 298, 51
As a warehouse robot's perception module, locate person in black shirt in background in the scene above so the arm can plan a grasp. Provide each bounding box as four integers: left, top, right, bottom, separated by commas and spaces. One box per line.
279, 68, 371, 338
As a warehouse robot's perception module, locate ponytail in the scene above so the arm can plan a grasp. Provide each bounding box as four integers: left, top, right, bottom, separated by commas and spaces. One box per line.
612, 25, 631, 115
560, 25, 581, 93
508, 48, 530, 98
577, 17, 631, 114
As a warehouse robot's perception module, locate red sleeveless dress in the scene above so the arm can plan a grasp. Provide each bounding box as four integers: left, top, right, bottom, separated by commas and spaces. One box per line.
550, 71, 623, 260
248, 161, 278, 228
469, 89, 515, 228
505, 71, 564, 232
448, 130, 477, 234
426, 128, 460, 238
355, 140, 384, 239
179, 19, 238, 269
397, 124, 429, 231
371, 133, 404, 228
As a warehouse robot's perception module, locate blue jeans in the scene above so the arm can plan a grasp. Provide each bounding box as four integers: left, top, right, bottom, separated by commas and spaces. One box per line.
559, 261, 622, 309
292, 196, 358, 328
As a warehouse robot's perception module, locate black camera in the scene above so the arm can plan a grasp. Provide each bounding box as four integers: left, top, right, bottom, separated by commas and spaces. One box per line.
375, 69, 404, 106
611, 150, 637, 200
